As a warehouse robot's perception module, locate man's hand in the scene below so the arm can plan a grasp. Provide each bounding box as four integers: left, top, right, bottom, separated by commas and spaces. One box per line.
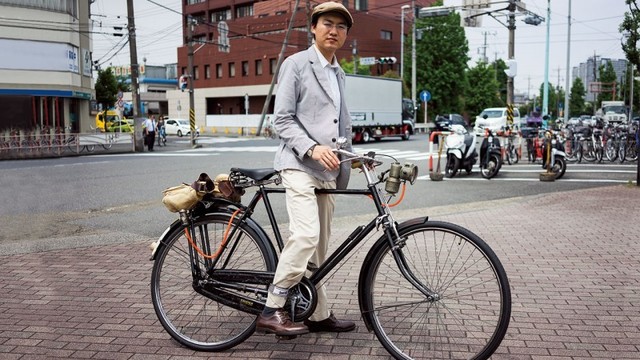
312, 145, 340, 171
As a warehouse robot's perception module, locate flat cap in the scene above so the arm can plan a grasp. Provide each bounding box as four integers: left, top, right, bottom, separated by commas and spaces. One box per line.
311, 2, 353, 29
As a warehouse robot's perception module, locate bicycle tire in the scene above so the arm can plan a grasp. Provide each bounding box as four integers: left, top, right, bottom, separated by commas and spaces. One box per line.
151, 213, 276, 352
581, 140, 596, 162
360, 221, 511, 360
605, 138, 617, 162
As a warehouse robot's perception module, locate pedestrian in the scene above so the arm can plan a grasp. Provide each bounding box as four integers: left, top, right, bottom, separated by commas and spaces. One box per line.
255, 1, 355, 337
144, 115, 156, 151
157, 116, 166, 146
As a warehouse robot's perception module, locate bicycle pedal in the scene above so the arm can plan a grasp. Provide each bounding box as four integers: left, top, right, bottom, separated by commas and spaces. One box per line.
275, 334, 297, 340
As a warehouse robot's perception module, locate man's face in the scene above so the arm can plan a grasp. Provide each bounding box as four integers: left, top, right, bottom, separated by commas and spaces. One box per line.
311, 13, 348, 56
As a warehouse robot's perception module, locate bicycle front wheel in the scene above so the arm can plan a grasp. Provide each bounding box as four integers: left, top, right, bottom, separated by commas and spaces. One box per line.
361, 221, 511, 360
151, 213, 276, 352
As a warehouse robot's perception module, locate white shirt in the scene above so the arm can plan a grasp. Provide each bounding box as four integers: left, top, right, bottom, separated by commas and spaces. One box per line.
144, 118, 155, 132
313, 44, 341, 114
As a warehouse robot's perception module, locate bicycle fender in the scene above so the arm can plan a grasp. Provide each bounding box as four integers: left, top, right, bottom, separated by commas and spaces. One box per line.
357, 216, 429, 332
150, 219, 182, 261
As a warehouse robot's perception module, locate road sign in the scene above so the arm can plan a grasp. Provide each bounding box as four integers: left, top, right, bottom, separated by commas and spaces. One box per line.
420, 90, 431, 102
117, 99, 124, 108
359, 57, 376, 66
117, 91, 123, 100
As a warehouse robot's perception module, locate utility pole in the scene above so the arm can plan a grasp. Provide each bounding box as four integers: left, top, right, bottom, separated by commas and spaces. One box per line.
187, 16, 199, 148
563, 0, 571, 122
506, 0, 516, 105
542, 0, 550, 117
127, 0, 143, 152
352, 39, 357, 75
411, 0, 417, 124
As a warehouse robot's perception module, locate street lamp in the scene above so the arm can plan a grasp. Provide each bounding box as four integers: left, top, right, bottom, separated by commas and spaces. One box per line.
400, 4, 410, 81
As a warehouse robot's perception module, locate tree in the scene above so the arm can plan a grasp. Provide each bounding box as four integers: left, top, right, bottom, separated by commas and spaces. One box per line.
620, 0, 639, 116
620, 0, 640, 72
465, 61, 500, 121
491, 59, 508, 105
339, 58, 371, 76
407, 9, 469, 121
596, 60, 618, 105
95, 68, 119, 111
569, 77, 586, 116
538, 83, 558, 117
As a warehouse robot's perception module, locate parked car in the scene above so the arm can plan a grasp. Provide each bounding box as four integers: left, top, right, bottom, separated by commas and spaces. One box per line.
433, 114, 466, 144
434, 114, 466, 132
164, 118, 200, 137
106, 120, 134, 133
473, 107, 521, 136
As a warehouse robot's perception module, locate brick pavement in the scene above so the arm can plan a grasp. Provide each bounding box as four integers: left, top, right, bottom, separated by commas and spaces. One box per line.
1, 184, 640, 359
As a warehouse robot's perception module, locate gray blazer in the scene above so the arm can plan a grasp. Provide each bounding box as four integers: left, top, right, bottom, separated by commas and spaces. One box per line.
273, 46, 353, 189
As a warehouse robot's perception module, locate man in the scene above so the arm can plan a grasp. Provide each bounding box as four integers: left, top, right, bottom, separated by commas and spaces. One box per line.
144, 115, 156, 151
255, 2, 355, 337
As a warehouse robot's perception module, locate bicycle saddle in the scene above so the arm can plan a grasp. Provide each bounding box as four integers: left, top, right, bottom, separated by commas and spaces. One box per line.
230, 168, 278, 182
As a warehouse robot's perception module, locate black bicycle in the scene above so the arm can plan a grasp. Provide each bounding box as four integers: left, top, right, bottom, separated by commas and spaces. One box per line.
150, 142, 512, 360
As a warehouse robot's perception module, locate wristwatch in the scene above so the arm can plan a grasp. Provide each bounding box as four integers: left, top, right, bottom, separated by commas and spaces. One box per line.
306, 145, 316, 158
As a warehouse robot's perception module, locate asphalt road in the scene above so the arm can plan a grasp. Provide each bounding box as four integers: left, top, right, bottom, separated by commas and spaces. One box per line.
0, 133, 637, 255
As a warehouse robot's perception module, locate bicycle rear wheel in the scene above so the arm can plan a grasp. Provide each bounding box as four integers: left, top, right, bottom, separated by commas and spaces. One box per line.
360, 221, 511, 360
151, 213, 276, 352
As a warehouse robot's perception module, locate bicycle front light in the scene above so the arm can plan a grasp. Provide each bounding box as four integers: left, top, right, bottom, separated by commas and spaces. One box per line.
385, 162, 418, 194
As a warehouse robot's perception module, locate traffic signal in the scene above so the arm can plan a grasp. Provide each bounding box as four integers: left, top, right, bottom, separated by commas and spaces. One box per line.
378, 57, 397, 64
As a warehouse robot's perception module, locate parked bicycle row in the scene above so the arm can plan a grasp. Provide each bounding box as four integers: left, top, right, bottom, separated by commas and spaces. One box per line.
559, 119, 639, 164
0, 126, 133, 159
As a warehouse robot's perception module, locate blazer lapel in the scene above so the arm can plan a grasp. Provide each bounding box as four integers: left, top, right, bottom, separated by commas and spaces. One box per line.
307, 46, 334, 102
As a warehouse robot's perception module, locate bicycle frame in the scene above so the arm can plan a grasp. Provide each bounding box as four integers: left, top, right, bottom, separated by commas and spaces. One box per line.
172, 158, 435, 318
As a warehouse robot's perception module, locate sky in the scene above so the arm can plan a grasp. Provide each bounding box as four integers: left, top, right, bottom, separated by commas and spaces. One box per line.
91, 0, 630, 96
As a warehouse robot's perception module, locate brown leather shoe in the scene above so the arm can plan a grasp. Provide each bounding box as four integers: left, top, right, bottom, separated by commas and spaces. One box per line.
304, 312, 356, 333
256, 309, 309, 336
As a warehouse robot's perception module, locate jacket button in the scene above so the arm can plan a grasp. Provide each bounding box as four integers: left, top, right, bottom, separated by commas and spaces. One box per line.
332, 138, 336, 142
333, 119, 338, 123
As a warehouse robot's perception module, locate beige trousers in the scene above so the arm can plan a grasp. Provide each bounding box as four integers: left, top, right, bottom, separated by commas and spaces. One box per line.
265, 169, 336, 321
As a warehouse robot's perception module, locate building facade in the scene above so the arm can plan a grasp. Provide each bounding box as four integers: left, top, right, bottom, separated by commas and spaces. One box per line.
167, 0, 434, 124
0, 0, 93, 134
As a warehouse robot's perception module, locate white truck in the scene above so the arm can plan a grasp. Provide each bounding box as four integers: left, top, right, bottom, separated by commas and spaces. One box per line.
344, 74, 415, 143
596, 100, 628, 124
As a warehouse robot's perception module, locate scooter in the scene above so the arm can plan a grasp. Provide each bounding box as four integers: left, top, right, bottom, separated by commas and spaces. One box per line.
444, 124, 477, 178
479, 129, 503, 179
541, 129, 567, 179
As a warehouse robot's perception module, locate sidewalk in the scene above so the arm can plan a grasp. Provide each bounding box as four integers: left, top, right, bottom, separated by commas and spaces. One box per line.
1, 185, 639, 359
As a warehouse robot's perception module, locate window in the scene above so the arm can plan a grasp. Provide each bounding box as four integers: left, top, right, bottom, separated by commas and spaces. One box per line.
193, 34, 206, 44
205, 65, 210, 79
235, 4, 253, 18
380, 30, 392, 40
275, 10, 286, 16
355, 0, 367, 11
342, 0, 349, 7
194, 66, 199, 80
255, 59, 263, 75
269, 58, 277, 75
242, 61, 249, 77
211, 8, 231, 22
187, 0, 205, 4
216, 64, 223, 78
229, 62, 236, 77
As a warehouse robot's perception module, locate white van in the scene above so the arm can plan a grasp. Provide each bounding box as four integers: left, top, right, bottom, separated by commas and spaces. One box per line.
473, 107, 521, 136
